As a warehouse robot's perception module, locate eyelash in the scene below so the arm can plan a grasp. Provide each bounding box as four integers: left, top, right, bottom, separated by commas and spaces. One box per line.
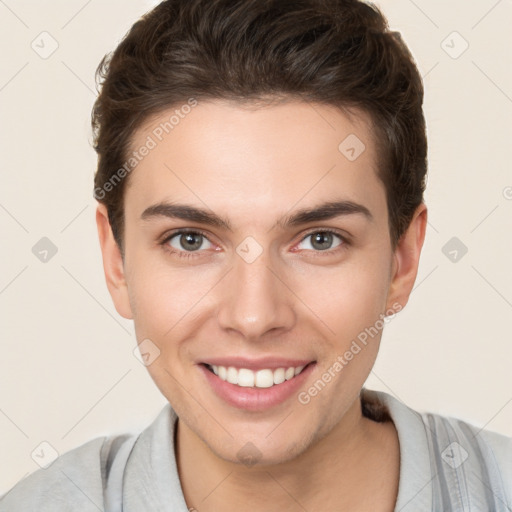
159, 228, 349, 260
159, 229, 213, 260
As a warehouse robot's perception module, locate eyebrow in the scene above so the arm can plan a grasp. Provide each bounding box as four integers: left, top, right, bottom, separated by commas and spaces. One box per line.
140, 200, 373, 230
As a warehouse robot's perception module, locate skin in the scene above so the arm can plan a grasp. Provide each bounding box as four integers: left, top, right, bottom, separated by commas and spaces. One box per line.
96, 99, 427, 511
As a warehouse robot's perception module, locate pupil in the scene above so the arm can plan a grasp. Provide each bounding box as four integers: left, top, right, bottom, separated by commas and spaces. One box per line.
312, 232, 332, 251
181, 233, 202, 251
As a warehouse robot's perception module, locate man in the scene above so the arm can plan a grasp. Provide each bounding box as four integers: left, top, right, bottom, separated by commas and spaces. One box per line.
1, 0, 511, 510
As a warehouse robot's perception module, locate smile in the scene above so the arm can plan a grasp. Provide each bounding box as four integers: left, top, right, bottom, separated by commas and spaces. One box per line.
206, 364, 307, 388
199, 360, 316, 411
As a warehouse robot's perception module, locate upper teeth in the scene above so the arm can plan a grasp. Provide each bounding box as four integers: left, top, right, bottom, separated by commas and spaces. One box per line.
210, 365, 306, 388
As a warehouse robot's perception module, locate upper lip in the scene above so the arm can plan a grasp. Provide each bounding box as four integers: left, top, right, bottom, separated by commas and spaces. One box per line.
200, 357, 315, 371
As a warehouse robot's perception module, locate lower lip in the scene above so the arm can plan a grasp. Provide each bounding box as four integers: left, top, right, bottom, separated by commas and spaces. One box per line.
199, 363, 316, 412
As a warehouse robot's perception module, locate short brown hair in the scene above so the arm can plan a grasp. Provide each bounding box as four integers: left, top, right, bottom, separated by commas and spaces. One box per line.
92, 0, 427, 254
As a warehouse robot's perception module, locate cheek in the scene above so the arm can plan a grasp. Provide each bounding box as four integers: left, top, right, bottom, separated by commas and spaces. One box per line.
293, 251, 392, 342
126, 250, 218, 346
129, 273, 199, 335
126, 264, 210, 404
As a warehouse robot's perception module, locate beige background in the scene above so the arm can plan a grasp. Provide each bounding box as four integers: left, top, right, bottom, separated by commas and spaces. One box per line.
1, 0, 511, 494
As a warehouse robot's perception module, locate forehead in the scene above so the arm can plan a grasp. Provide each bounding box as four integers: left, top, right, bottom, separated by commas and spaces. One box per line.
124, 99, 386, 228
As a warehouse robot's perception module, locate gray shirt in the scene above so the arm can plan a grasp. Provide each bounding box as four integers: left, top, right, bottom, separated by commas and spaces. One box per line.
1, 389, 511, 511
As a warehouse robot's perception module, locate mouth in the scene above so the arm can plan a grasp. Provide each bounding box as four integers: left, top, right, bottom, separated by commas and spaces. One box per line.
202, 363, 313, 388
198, 360, 317, 411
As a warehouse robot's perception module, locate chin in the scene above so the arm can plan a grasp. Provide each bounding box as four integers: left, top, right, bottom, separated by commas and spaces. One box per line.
213, 438, 310, 468
202, 420, 321, 468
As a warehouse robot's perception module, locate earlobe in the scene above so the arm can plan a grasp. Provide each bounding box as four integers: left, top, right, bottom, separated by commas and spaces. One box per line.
95, 204, 133, 320
386, 203, 428, 312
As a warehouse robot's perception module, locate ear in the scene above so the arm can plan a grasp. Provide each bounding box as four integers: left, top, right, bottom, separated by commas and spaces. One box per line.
96, 204, 133, 319
386, 203, 428, 311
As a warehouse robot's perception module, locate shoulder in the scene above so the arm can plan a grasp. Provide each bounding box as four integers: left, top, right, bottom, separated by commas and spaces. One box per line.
363, 388, 512, 509
423, 411, 512, 495
0, 434, 134, 512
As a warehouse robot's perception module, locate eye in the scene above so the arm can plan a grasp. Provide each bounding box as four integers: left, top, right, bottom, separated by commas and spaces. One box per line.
166, 231, 214, 252
296, 230, 345, 252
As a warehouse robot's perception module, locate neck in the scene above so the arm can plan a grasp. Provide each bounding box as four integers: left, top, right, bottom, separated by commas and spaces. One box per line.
175, 395, 400, 512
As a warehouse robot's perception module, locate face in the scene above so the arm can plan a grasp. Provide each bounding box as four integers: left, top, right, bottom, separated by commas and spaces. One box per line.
97, 99, 425, 466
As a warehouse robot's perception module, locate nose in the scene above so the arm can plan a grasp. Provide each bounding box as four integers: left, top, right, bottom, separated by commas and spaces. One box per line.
216, 248, 296, 340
